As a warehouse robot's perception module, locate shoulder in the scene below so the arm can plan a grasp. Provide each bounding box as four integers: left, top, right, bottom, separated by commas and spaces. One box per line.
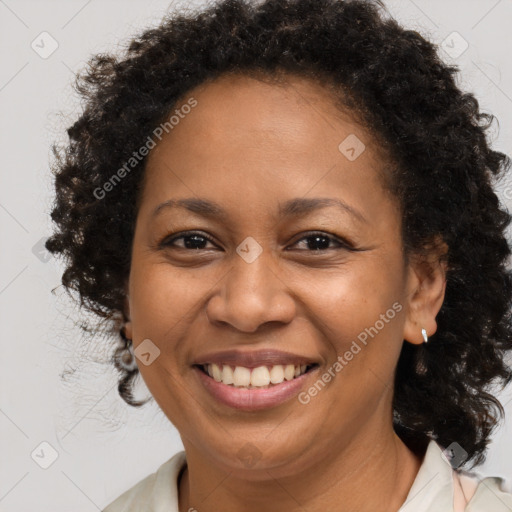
430, 439, 512, 511
460, 473, 512, 512
102, 451, 187, 512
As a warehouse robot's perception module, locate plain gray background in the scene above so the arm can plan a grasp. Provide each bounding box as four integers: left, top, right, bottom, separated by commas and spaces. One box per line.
1, 0, 511, 510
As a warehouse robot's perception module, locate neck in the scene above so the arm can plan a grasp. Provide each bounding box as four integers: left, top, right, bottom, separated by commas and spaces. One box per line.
178, 423, 425, 512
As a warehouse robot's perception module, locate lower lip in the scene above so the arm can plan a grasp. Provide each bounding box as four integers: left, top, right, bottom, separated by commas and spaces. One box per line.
193, 366, 318, 411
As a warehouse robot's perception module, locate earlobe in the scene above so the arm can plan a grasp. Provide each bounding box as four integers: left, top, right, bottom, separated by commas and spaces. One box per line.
403, 319, 436, 346
124, 320, 133, 341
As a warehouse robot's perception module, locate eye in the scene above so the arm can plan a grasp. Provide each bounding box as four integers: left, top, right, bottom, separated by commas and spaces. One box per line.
160, 231, 217, 250
288, 231, 353, 252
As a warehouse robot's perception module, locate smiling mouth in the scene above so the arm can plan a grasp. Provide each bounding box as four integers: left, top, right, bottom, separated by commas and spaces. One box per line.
194, 363, 319, 389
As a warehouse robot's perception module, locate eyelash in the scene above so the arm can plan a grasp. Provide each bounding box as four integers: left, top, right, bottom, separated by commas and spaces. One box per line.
160, 230, 355, 252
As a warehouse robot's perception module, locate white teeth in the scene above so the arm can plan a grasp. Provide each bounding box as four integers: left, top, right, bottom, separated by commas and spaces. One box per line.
203, 363, 312, 388
211, 363, 222, 382
233, 366, 251, 387
284, 364, 295, 380
269, 365, 284, 384
221, 365, 234, 385
250, 366, 270, 387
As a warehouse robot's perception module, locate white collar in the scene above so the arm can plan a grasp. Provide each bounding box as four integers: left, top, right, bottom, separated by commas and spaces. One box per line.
398, 438, 456, 511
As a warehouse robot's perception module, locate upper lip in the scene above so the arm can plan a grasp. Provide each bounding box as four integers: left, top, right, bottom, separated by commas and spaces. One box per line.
193, 349, 319, 368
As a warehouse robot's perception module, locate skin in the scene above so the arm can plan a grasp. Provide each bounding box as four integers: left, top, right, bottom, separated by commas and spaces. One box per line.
123, 73, 447, 512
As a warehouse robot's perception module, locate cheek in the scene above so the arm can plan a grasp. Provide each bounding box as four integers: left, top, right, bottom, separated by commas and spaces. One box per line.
304, 260, 404, 342
128, 256, 207, 339
302, 257, 406, 397
277, 262, 406, 444
127, 258, 203, 423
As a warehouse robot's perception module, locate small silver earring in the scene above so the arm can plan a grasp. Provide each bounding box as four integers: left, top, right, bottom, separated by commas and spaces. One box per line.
421, 328, 428, 343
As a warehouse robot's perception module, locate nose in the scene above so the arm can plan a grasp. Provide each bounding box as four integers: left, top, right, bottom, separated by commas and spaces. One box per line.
205, 251, 296, 333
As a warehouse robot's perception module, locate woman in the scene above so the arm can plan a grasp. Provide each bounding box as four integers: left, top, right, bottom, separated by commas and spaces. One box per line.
46, 0, 512, 510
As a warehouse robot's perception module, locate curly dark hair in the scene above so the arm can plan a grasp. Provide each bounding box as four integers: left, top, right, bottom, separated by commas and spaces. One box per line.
45, 0, 512, 468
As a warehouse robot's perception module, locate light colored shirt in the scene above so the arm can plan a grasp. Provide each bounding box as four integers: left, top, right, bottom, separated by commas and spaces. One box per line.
102, 439, 512, 511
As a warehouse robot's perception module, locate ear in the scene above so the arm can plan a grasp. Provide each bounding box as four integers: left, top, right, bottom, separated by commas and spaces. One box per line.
403, 237, 448, 345
122, 281, 133, 340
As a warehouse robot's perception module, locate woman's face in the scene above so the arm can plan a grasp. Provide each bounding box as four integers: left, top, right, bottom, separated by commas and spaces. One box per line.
125, 73, 441, 477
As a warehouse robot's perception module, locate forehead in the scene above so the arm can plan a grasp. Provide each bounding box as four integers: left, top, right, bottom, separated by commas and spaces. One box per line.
140, 72, 396, 224
154, 72, 366, 158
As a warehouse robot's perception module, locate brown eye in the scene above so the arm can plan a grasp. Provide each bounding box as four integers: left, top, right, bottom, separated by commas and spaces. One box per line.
161, 231, 217, 250
289, 232, 353, 252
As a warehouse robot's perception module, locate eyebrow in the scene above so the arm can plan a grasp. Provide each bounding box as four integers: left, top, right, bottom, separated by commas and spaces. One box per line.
151, 197, 367, 224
